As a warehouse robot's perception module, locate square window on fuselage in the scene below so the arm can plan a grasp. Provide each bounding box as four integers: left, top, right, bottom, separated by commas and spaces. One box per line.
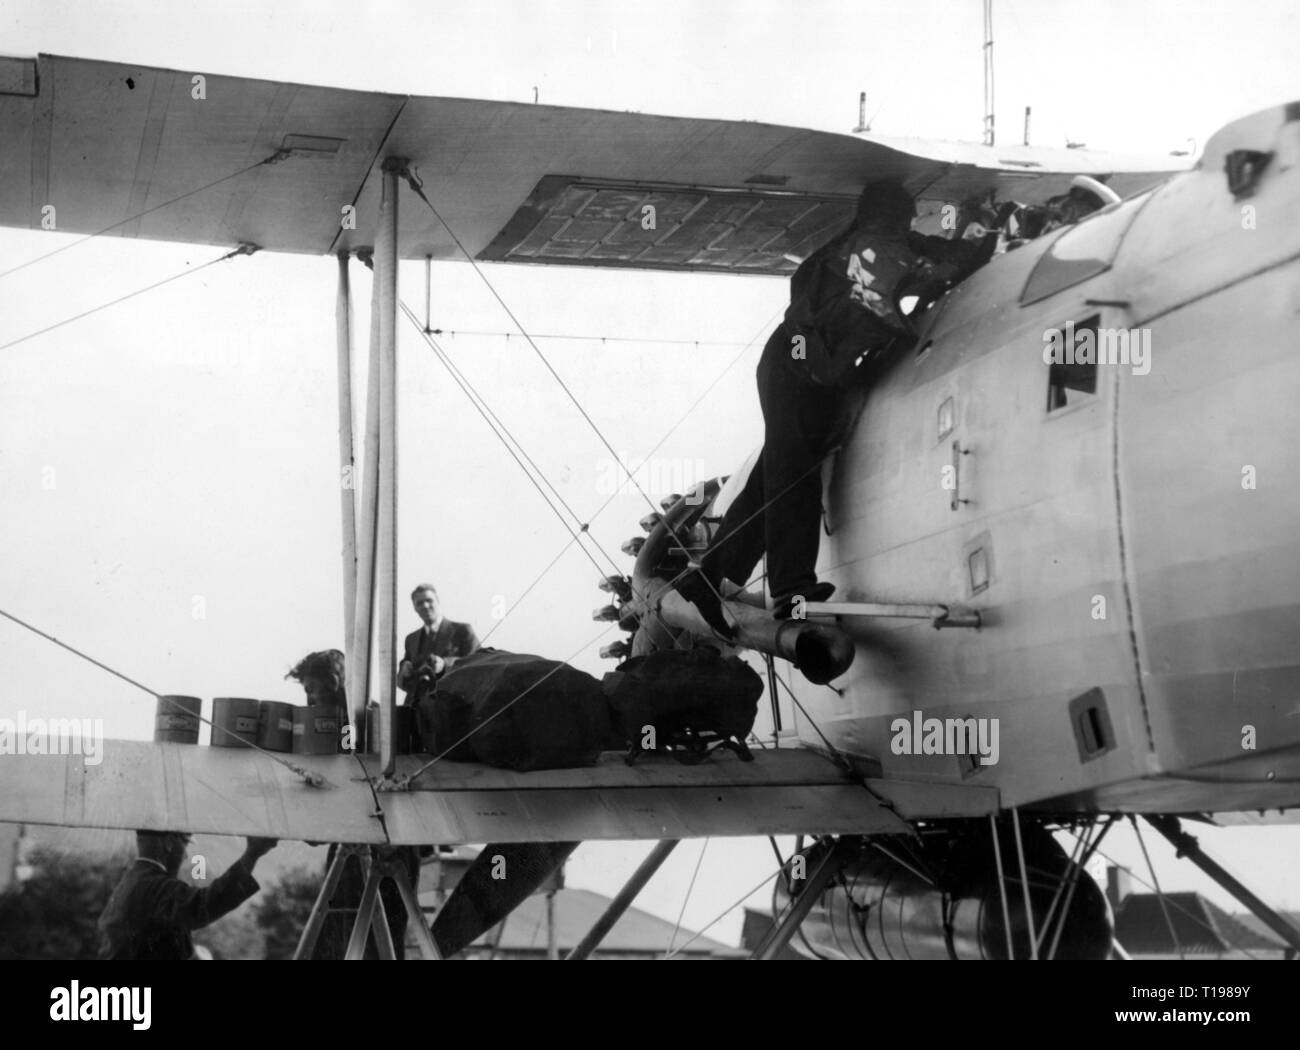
1046, 314, 1100, 411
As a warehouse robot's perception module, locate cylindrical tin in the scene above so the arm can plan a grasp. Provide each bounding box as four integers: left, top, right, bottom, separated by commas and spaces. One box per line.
256, 700, 295, 753
365, 704, 415, 755
210, 697, 260, 748
293, 705, 343, 755
155, 695, 202, 744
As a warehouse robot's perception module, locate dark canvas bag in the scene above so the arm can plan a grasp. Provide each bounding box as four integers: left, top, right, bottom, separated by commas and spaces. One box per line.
416, 649, 616, 771
602, 648, 763, 764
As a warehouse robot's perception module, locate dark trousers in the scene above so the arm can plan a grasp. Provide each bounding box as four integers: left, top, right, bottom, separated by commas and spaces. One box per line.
702, 326, 841, 599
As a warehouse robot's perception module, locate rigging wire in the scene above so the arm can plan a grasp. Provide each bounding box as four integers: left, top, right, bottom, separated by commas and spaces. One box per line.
0, 151, 285, 280
401, 302, 620, 577
476, 534, 580, 648
581, 306, 781, 533
0, 605, 326, 786
425, 328, 759, 349
400, 303, 680, 641
1130, 813, 1185, 960
401, 175, 736, 617
399, 303, 614, 584
663, 850, 814, 960
665, 838, 709, 958
391, 622, 617, 787
766, 669, 898, 816
1045, 817, 1116, 960
1078, 831, 1260, 961
642, 441, 841, 632
0, 245, 256, 353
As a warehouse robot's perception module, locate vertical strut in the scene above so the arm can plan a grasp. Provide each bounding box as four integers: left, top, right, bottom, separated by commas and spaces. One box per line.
982, 0, 996, 145
1011, 808, 1038, 959
546, 890, 559, 960
349, 253, 381, 739
335, 252, 359, 735
989, 815, 1015, 959
374, 159, 403, 776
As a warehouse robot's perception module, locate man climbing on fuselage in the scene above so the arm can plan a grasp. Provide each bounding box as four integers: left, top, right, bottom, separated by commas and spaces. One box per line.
677, 180, 995, 635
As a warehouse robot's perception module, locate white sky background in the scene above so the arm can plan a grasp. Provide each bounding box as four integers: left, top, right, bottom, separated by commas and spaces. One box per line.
2, 0, 1299, 950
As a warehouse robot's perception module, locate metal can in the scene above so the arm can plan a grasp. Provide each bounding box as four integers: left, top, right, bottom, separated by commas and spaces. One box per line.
155, 695, 202, 744
293, 705, 343, 755
210, 697, 260, 748
256, 700, 295, 752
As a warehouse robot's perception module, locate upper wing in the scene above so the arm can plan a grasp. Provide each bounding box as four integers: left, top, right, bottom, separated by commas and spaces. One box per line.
0, 54, 1188, 276
0, 739, 995, 844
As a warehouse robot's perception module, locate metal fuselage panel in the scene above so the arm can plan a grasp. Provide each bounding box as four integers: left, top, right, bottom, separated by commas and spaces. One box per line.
1105, 118, 1300, 811
800, 238, 1145, 810
786, 106, 1300, 815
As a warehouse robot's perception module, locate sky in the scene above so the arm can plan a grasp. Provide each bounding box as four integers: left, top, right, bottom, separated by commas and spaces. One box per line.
2, 0, 1299, 951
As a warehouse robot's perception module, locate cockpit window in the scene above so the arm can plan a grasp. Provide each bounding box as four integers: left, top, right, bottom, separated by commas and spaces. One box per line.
1019, 191, 1153, 306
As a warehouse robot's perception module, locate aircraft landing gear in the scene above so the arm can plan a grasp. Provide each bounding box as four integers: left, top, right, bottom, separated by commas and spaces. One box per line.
293, 843, 441, 960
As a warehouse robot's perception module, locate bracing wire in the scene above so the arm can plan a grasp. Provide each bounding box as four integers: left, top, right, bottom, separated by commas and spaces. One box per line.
401, 175, 736, 616
399, 303, 612, 582
665, 838, 709, 957
665, 866, 782, 959
1130, 814, 1185, 960
476, 534, 580, 647
0, 606, 327, 786
0, 152, 284, 280
581, 306, 781, 534
400, 303, 681, 641
401, 302, 621, 577
1, 246, 255, 352
392, 623, 617, 787
427, 328, 758, 349
1071, 827, 1260, 961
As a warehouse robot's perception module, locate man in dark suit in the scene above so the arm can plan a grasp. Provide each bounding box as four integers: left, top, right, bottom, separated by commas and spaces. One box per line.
398, 583, 480, 700
98, 831, 276, 960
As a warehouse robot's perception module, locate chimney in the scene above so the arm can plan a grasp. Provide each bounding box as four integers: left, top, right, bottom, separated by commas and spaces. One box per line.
1106, 865, 1132, 909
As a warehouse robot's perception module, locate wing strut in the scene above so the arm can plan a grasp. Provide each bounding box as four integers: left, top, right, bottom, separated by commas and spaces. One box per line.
293, 844, 441, 960
336, 251, 360, 737
1146, 814, 1300, 953
347, 158, 405, 776
566, 839, 680, 960
749, 837, 852, 960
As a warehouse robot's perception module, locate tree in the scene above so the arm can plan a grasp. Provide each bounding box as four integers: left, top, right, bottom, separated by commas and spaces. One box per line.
0, 846, 130, 960
198, 904, 267, 960
254, 865, 323, 960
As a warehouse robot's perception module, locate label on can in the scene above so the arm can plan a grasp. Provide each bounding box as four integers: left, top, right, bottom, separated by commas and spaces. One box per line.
277, 717, 293, 732
234, 716, 257, 733
158, 714, 197, 729
314, 717, 339, 734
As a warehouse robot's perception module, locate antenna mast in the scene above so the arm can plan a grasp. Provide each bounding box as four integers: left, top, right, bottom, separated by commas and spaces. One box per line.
982, 0, 995, 145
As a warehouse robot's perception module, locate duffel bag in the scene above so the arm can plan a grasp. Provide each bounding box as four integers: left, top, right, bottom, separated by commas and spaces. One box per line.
419, 649, 617, 771
602, 647, 762, 764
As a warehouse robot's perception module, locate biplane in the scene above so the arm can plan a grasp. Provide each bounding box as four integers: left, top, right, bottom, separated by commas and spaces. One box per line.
2, 53, 1299, 960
